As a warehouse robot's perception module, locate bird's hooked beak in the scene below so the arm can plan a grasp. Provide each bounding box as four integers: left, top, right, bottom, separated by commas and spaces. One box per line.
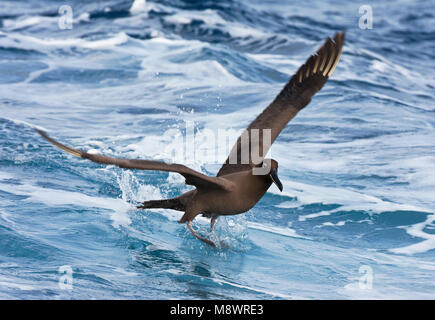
270, 168, 283, 192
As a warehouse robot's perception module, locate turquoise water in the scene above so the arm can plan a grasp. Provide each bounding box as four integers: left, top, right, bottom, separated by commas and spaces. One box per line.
0, 0, 434, 299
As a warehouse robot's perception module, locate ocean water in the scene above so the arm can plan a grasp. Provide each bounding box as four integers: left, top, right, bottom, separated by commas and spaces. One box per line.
0, 0, 434, 299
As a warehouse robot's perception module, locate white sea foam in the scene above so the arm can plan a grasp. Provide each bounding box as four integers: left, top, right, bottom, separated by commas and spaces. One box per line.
116, 170, 163, 204
144, 1, 176, 14
0, 180, 131, 229
136, 37, 242, 86
0, 172, 14, 180
2, 13, 90, 31
317, 221, 347, 228
75, 12, 91, 23
367, 52, 413, 79
163, 9, 226, 26
0, 31, 130, 51
130, 0, 147, 14
271, 179, 433, 219
211, 277, 296, 299
390, 214, 435, 255
0, 117, 49, 132
275, 200, 302, 209
0, 279, 35, 291
247, 221, 309, 239
2, 16, 54, 30
163, 8, 269, 40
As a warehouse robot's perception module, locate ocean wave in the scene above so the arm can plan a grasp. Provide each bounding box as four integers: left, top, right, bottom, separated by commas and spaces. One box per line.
1, 0, 434, 299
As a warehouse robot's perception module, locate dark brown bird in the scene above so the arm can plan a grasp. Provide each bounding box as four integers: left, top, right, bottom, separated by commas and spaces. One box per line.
36, 31, 345, 247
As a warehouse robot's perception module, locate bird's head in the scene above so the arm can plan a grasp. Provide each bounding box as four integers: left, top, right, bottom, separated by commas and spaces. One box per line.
255, 159, 283, 192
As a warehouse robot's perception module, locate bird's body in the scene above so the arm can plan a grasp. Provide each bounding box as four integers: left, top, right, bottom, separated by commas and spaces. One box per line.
185, 170, 272, 218
36, 31, 345, 247
138, 167, 272, 220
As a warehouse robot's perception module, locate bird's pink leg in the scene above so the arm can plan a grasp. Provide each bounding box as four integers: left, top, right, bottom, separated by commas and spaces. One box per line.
187, 221, 217, 247
210, 216, 217, 232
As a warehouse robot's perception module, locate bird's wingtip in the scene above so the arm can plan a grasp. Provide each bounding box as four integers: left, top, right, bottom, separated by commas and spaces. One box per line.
36, 129, 84, 158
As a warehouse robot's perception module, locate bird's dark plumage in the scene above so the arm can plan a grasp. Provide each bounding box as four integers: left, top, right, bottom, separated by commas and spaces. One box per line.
36, 129, 234, 192
36, 31, 345, 247
217, 31, 345, 176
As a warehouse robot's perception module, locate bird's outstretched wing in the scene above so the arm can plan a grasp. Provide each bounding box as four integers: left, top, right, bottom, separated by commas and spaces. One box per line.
217, 31, 345, 176
36, 130, 234, 191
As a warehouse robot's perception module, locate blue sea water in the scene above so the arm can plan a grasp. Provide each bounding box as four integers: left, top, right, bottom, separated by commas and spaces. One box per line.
0, 0, 434, 299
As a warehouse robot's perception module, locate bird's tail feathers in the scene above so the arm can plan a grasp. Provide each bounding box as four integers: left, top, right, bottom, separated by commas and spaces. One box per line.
137, 198, 185, 211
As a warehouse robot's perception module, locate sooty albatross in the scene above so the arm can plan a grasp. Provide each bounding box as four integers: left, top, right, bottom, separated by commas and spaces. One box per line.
36, 31, 345, 247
